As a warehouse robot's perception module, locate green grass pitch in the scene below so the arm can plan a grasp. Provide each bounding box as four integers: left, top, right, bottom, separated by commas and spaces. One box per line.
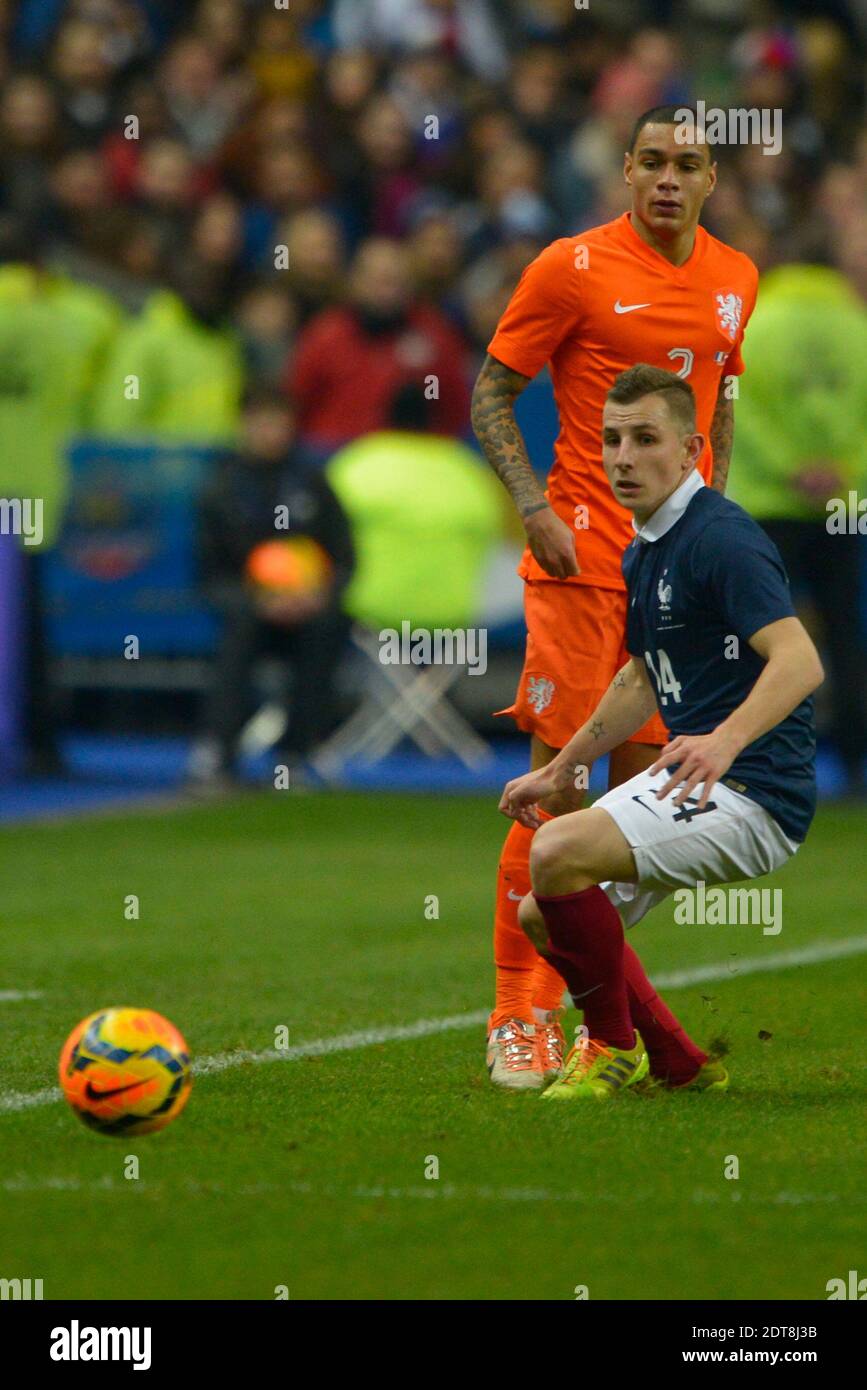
0, 791, 864, 1301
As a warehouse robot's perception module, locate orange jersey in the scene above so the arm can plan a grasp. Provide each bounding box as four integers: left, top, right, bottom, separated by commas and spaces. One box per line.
487, 212, 759, 589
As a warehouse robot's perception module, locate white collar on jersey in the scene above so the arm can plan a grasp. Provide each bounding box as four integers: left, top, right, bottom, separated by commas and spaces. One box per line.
632, 468, 705, 543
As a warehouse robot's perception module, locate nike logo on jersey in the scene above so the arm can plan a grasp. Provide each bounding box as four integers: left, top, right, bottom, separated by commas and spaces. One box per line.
507, 889, 524, 901
614, 300, 652, 314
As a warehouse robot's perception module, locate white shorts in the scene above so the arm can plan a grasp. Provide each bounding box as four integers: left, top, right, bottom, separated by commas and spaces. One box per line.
594, 766, 801, 929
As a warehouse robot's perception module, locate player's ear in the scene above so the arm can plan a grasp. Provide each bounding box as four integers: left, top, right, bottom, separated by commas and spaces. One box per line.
705, 160, 717, 197
687, 433, 705, 465
623, 152, 633, 186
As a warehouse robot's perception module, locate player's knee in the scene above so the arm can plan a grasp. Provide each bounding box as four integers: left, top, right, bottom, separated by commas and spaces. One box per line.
529, 818, 568, 891
531, 814, 600, 894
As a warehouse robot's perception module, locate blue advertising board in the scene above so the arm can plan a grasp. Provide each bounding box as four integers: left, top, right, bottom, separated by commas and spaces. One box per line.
44, 439, 220, 656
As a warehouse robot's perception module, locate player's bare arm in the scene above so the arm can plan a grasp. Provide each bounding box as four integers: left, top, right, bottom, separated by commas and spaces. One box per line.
708, 382, 734, 494
499, 656, 657, 827
471, 353, 579, 579
652, 615, 824, 809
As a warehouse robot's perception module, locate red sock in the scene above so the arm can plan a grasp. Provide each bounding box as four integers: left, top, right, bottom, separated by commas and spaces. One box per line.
534, 886, 634, 1049
622, 943, 707, 1083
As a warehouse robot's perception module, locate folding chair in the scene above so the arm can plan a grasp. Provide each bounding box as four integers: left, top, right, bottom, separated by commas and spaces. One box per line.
311, 624, 491, 775
311, 428, 505, 778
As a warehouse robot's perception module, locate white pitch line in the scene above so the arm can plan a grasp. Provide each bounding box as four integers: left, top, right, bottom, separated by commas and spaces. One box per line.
1, 1085, 63, 1112
0, 1173, 858, 1207
0, 990, 43, 1002
194, 1010, 490, 1077
654, 933, 867, 988
1, 934, 865, 1117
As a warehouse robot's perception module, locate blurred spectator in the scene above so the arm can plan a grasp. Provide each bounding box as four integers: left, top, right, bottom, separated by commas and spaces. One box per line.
332, 0, 509, 82
0, 227, 121, 535
405, 207, 465, 319
460, 139, 557, 259
233, 279, 298, 388
507, 43, 575, 157
46, 147, 115, 260
0, 228, 121, 771
388, 49, 465, 174
193, 0, 249, 70
246, 5, 319, 100
319, 45, 379, 150
286, 236, 471, 454
592, 28, 688, 117
346, 93, 426, 238
50, 16, 121, 145
157, 31, 250, 158
196, 386, 354, 784
130, 137, 206, 263
245, 142, 328, 263
0, 73, 62, 227
93, 247, 244, 442
221, 93, 310, 198
100, 76, 173, 200
276, 208, 346, 324
191, 190, 245, 276
326, 383, 504, 632
728, 265, 867, 794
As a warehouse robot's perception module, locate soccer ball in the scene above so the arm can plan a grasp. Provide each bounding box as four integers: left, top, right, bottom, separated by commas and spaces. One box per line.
58, 1007, 192, 1137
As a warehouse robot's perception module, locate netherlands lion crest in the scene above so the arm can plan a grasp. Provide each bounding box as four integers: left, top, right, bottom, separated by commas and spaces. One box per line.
527, 675, 555, 714
714, 290, 743, 342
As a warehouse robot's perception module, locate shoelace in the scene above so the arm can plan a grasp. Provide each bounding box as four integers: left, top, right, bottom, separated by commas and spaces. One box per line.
559, 1037, 615, 1086
537, 1020, 564, 1068
497, 1024, 537, 1070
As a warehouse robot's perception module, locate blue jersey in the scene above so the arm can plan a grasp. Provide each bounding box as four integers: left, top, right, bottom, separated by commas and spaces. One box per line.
622, 477, 816, 842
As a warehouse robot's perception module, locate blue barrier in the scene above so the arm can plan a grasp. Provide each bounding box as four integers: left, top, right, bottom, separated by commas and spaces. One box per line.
44, 439, 219, 656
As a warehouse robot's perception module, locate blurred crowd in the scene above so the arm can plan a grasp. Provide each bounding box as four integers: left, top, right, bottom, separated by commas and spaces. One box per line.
1, 0, 866, 457
2, 0, 867, 782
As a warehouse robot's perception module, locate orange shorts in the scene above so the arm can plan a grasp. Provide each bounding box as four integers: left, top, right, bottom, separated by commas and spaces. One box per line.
497, 580, 668, 751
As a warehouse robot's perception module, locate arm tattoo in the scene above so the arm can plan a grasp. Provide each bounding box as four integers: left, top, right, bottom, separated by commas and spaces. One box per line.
589, 720, 605, 741
709, 389, 734, 495
612, 671, 627, 689
471, 354, 547, 519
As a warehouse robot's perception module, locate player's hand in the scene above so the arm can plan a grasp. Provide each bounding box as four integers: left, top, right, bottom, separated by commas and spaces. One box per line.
524, 507, 580, 579
650, 730, 741, 810
499, 766, 562, 828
